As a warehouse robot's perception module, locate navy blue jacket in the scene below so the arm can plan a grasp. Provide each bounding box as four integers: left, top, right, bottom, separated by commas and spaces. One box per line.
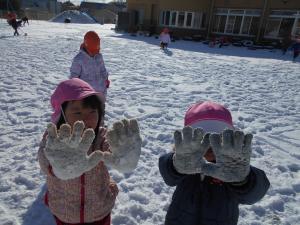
159, 153, 270, 225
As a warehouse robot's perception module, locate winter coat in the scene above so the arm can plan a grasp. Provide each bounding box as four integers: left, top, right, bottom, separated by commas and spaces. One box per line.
70, 49, 109, 96
291, 42, 300, 53
160, 33, 171, 44
159, 152, 270, 225
38, 128, 118, 224
10, 18, 18, 29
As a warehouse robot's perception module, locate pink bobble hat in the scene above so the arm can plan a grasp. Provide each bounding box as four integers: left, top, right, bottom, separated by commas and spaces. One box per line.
184, 101, 234, 133
50, 78, 105, 123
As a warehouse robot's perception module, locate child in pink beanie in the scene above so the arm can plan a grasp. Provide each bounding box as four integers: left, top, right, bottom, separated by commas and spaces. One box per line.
38, 78, 142, 225
159, 101, 270, 225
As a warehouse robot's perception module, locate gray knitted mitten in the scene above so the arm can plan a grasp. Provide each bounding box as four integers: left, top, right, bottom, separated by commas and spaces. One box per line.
202, 129, 252, 182
44, 121, 102, 180
104, 119, 142, 173
173, 126, 210, 174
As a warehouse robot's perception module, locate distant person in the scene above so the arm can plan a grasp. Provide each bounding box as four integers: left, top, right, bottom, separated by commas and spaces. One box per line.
10, 18, 20, 36
159, 101, 270, 225
6, 11, 16, 25
281, 34, 292, 55
22, 16, 29, 26
38, 78, 142, 225
291, 37, 300, 61
70, 31, 110, 98
159, 28, 171, 50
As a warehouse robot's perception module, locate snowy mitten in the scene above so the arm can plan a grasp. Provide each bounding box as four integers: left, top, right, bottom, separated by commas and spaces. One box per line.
44, 121, 102, 180
173, 126, 210, 174
202, 129, 253, 182
105, 119, 142, 173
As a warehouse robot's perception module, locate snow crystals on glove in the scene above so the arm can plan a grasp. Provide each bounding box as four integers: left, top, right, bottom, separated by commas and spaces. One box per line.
202, 129, 252, 182
44, 121, 102, 180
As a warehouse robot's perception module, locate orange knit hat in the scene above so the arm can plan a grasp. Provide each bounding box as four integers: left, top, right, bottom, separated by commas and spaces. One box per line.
83, 31, 100, 56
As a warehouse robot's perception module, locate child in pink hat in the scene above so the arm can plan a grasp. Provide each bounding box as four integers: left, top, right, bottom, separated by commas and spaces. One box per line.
38, 78, 142, 225
159, 101, 270, 225
159, 28, 171, 50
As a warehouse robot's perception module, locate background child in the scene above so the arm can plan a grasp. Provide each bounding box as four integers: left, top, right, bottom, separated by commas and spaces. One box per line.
291, 37, 300, 61
159, 28, 171, 50
159, 101, 270, 225
38, 78, 142, 225
70, 31, 110, 98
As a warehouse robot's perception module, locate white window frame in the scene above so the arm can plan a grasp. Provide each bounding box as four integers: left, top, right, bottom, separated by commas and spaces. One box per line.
159, 10, 203, 29
265, 11, 300, 38
264, 18, 282, 38
212, 8, 261, 37
185, 12, 194, 28
170, 11, 177, 26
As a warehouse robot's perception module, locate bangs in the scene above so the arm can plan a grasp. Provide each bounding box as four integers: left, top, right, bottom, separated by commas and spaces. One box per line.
82, 95, 103, 110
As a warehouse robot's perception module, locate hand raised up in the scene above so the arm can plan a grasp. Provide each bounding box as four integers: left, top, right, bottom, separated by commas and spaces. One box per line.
103, 119, 142, 173
173, 126, 210, 174
44, 121, 102, 180
202, 129, 252, 182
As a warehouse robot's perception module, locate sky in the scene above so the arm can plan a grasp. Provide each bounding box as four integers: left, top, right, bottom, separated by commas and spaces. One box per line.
59, 0, 113, 6
0, 12, 299, 225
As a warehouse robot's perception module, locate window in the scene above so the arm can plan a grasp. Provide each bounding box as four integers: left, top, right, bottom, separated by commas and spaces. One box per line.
233, 16, 243, 34
266, 10, 300, 38
213, 8, 261, 36
295, 19, 300, 36
241, 16, 252, 35
178, 12, 185, 27
249, 17, 260, 35
265, 19, 281, 37
213, 15, 226, 33
170, 11, 177, 26
160, 10, 204, 29
165, 11, 170, 25
186, 12, 193, 27
225, 16, 235, 33
194, 12, 203, 29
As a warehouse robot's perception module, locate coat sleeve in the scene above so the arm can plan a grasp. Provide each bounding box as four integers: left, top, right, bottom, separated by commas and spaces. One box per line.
159, 152, 186, 186
70, 55, 82, 78
227, 166, 270, 205
99, 54, 109, 80
38, 132, 55, 177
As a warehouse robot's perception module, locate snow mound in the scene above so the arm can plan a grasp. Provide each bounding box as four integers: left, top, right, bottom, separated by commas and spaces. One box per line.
50, 10, 97, 24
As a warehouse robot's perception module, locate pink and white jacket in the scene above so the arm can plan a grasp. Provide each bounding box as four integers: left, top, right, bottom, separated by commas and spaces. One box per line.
38, 129, 118, 223
159, 32, 171, 44
70, 50, 109, 97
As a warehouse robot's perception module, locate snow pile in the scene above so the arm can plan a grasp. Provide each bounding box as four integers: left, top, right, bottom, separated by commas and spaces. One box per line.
50, 10, 96, 24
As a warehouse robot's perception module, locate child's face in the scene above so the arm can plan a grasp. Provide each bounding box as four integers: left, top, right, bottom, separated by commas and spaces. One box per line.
204, 147, 216, 162
64, 100, 99, 130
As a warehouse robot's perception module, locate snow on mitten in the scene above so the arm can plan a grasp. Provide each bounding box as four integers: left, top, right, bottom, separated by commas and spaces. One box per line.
44, 121, 102, 180
202, 129, 252, 182
104, 119, 142, 173
173, 126, 210, 174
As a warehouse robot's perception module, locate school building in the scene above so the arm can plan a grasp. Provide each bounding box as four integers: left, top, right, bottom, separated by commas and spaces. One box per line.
119, 0, 300, 42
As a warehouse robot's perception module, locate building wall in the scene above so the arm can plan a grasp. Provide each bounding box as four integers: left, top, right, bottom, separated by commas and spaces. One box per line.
126, 0, 300, 41
214, 0, 264, 8
90, 9, 117, 24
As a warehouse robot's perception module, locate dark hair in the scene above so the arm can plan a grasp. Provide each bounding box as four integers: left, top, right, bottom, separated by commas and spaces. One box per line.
56, 95, 104, 138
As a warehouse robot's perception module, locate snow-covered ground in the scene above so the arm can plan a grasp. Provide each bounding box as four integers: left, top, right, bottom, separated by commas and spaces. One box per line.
0, 19, 299, 225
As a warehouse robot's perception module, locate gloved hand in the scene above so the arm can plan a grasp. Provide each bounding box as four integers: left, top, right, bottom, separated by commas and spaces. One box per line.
201, 129, 253, 182
44, 121, 102, 180
173, 126, 210, 174
102, 119, 142, 173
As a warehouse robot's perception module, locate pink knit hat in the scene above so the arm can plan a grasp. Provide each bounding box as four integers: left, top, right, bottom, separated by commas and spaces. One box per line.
50, 78, 105, 123
184, 101, 234, 133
